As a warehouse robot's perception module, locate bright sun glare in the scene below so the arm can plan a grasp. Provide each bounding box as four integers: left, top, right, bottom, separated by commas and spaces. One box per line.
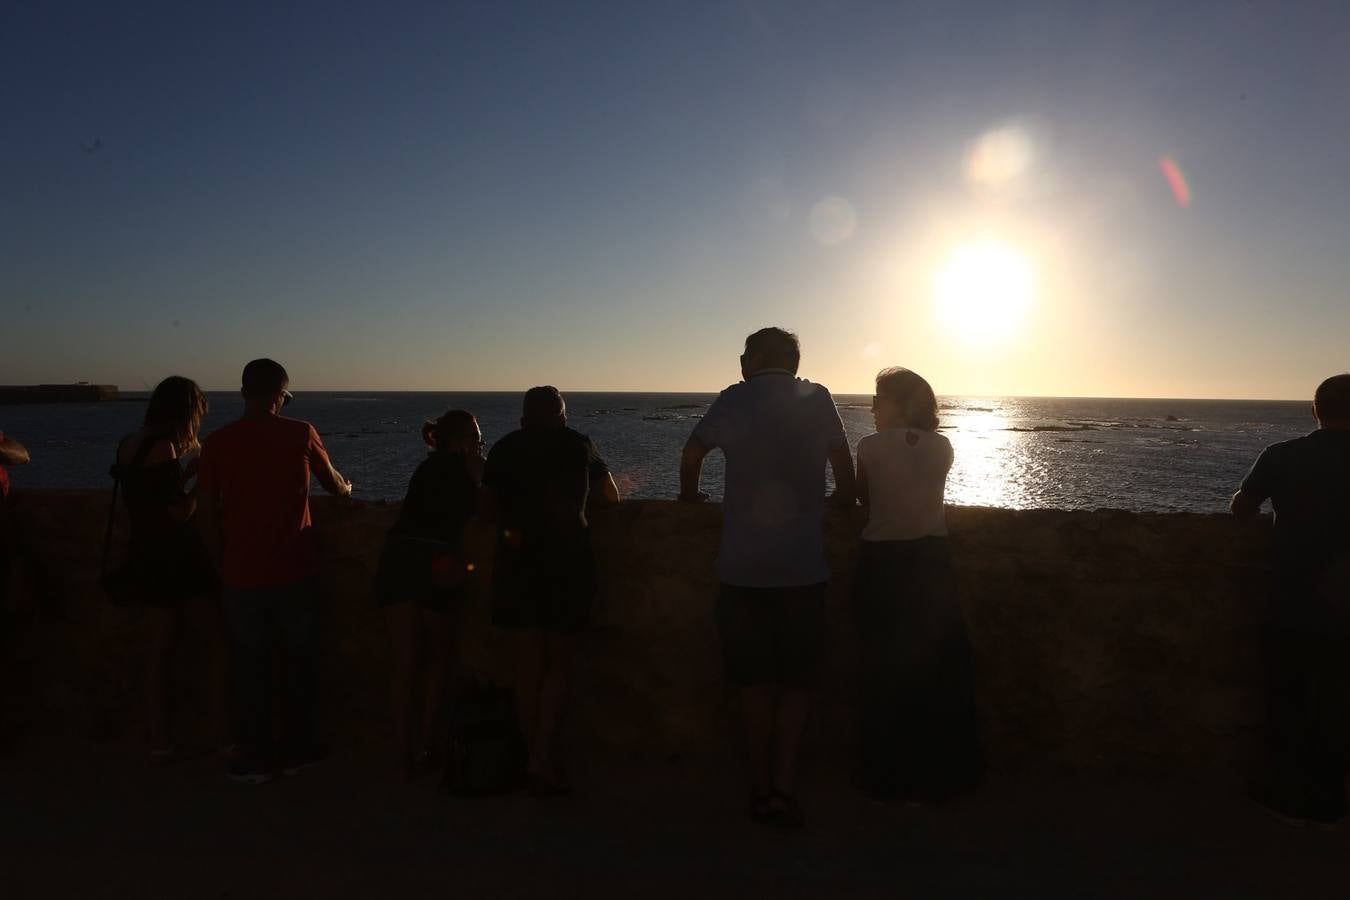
932, 240, 1035, 346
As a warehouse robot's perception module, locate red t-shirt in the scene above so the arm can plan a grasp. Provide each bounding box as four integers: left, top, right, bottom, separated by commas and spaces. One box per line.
198, 416, 333, 589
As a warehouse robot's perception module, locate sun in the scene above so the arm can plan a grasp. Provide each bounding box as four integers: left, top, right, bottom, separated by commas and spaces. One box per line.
932, 240, 1035, 346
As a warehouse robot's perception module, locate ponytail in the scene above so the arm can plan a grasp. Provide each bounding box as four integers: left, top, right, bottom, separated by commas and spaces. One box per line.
422, 409, 478, 450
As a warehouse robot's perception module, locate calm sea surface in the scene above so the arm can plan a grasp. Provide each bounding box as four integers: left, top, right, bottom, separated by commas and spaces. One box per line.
0, 392, 1312, 512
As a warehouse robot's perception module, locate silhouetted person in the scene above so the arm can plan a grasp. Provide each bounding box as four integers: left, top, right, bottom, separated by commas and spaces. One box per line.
377, 409, 483, 778
0, 432, 28, 499
1231, 373, 1350, 827
0, 430, 30, 751
852, 368, 982, 804
0, 430, 29, 602
197, 359, 352, 784
481, 386, 620, 794
111, 377, 216, 763
679, 327, 855, 829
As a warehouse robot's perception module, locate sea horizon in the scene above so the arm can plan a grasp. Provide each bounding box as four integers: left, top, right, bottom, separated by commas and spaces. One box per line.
2, 393, 1314, 512
96, 388, 1312, 405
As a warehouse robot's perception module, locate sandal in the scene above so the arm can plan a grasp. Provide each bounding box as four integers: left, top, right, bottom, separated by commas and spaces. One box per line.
765, 791, 806, 830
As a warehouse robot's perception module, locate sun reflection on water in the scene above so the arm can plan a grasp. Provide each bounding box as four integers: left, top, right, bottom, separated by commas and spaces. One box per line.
941, 409, 1036, 509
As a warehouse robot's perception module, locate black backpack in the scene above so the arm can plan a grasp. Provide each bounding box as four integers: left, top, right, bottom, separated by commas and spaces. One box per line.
442, 681, 526, 797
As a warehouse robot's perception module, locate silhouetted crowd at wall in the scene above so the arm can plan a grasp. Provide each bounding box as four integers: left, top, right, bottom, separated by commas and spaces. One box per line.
1, 330, 1348, 830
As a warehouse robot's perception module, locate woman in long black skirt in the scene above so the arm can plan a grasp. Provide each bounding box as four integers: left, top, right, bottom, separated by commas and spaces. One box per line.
851, 367, 983, 803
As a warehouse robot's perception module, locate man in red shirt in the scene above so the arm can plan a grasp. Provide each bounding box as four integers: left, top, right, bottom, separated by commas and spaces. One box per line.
198, 359, 352, 783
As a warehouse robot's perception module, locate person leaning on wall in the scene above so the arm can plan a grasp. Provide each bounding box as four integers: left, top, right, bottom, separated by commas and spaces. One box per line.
0, 429, 30, 752
679, 327, 856, 830
1230, 373, 1350, 828
479, 386, 620, 796
197, 359, 353, 785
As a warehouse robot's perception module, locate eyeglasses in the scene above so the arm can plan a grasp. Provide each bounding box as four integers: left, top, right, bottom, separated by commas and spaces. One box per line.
282, 390, 294, 408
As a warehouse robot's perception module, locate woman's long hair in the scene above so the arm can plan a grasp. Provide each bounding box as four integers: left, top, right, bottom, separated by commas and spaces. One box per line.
422, 409, 478, 450
143, 376, 209, 454
876, 367, 940, 431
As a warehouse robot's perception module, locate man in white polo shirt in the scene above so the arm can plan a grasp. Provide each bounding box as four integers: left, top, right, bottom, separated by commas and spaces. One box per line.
679, 327, 856, 829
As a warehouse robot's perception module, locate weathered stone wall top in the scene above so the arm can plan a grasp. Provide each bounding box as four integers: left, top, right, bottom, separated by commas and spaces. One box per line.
7, 491, 1274, 772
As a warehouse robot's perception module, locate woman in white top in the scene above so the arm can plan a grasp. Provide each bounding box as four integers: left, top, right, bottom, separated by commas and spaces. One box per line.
851, 367, 982, 804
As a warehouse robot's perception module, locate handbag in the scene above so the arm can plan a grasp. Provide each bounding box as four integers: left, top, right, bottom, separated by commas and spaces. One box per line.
99, 451, 137, 607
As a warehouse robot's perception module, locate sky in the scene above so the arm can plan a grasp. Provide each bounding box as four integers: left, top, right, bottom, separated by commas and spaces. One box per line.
2, 0, 1348, 399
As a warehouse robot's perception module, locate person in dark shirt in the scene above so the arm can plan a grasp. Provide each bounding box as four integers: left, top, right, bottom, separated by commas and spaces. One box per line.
376, 409, 483, 777
111, 376, 215, 764
1231, 373, 1350, 827
0, 430, 30, 752
482, 386, 620, 794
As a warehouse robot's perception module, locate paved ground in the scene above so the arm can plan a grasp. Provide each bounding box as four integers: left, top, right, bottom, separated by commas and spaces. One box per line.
2, 738, 1347, 899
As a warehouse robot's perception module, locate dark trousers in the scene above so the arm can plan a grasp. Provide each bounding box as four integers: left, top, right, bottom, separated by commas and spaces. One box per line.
1254, 621, 1350, 822
223, 579, 319, 765
851, 537, 983, 802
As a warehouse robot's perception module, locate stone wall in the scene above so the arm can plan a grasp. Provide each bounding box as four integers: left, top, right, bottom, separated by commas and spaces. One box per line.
5, 491, 1274, 772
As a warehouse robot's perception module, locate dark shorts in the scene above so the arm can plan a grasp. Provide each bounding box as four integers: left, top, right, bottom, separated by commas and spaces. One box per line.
491, 534, 596, 633
716, 582, 828, 689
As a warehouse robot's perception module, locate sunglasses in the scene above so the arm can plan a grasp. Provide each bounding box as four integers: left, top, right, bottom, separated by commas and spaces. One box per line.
282, 390, 294, 408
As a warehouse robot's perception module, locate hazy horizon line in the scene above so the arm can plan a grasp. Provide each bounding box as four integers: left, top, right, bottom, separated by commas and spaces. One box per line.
106, 387, 1310, 405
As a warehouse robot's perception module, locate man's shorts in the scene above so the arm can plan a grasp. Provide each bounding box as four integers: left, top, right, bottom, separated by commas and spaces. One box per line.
716, 582, 828, 689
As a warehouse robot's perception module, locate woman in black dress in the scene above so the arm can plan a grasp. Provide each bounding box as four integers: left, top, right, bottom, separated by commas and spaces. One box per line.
376, 409, 483, 776
851, 368, 983, 803
481, 386, 620, 794
112, 376, 215, 763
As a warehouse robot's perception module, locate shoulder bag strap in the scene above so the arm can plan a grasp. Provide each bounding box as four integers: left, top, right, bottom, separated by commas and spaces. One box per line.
101, 438, 129, 580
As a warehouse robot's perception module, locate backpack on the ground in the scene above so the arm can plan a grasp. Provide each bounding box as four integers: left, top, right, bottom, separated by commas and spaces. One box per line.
442, 681, 526, 797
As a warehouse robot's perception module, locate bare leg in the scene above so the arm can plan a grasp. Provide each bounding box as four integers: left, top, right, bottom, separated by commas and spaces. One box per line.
773, 688, 813, 795
529, 633, 575, 781
145, 606, 179, 756
514, 630, 545, 752
418, 607, 456, 758
742, 686, 777, 797
385, 603, 416, 770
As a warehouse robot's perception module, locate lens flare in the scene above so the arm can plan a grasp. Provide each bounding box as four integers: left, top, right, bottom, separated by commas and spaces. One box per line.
1158, 156, 1191, 208
967, 126, 1034, 186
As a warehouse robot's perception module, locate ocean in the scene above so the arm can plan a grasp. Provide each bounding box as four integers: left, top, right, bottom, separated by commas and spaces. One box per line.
0, 392, 1313, 513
